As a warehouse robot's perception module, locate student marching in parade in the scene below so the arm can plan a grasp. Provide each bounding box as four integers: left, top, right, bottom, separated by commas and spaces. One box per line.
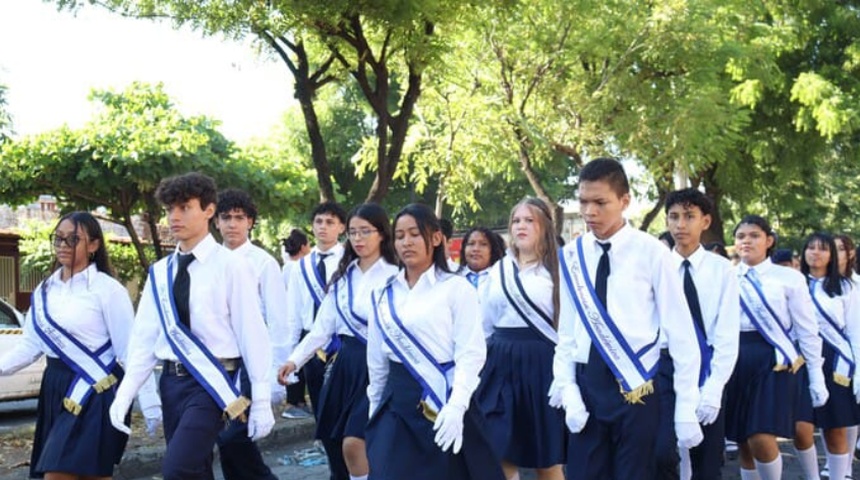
365, 203, 504, 480
655, 188, 740, 480
725, 215, 827, 480
458, 226, 505, 299
213, 188, 285, 480
0, 211, 160, 480
109, 172, 274, 480
793, 233, 860, 480
280, 228, 312, 418
278, 203, 399, 480
475, 198, 566, 480
551, 158, 703, 480
835, 233, 860, 470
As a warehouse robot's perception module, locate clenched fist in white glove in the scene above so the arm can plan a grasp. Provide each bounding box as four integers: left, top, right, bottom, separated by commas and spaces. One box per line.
562, 385, 589, 434
109, 394, 133, 435
547, 381, 564, 409
433, 403, 466, 454
808, 367, 830, 408
247, 401, 275, 441
676, 421, 704, 449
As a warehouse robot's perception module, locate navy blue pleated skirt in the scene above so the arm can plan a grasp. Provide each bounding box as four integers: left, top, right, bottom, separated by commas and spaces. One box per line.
813, 342, 860, 429
31, 357, 129, 478
795, 361, 814, 423
366, 361, 505, 480
316, 335, 370, 440
724, 332, 797, 443
476, 327, 566, 468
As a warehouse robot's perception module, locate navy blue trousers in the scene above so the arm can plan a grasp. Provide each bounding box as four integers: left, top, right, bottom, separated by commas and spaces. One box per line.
568, 348, 661, 480
216, 366, 277, 480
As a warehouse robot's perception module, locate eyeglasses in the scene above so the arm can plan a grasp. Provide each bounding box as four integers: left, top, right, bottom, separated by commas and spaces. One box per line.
50, 233, 84, 248
347, 229, 378, 239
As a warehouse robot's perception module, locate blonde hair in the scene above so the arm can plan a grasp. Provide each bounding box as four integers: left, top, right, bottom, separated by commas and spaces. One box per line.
508, 197, 560, 328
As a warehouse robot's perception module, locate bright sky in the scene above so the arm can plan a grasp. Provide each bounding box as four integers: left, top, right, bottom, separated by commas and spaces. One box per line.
0, 0, 294, 143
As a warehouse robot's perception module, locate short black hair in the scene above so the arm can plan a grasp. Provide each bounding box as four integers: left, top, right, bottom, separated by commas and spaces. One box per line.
665, 188, 713, 217
155, 172, 218, 209
310, 201, 347, 225
705, 242, 729, 258
440, 218, 454, 240
579, 158, 629, 196
658, 231, 675, 249
282, 228, 309, 256
217, 188, 258, 221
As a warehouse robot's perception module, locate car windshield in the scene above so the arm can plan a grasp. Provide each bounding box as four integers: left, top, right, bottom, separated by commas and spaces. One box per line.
0, 301, 21, 328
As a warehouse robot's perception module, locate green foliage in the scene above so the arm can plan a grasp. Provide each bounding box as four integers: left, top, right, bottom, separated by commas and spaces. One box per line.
0, 83, 11, 144
18, 221, 55, 280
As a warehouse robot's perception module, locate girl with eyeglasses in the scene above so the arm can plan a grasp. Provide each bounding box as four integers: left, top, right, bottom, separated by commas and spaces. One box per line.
279, 203, 399, 480
0, 211, 161, 480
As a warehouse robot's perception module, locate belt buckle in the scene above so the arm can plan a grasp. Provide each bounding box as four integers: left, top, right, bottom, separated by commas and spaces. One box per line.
175, 362, 189, 377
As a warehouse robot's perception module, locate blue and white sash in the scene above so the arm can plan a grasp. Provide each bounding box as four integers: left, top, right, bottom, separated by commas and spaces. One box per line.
809, 279, 854, 386
300, 252, 340, 359
739, 271, 804, 373
498, 256, 558, 344
149, 257, 250, 420
334, 265, 368, 344
559, 239, 657, 404
372, 283, 453, 422
31, 285, 117, 415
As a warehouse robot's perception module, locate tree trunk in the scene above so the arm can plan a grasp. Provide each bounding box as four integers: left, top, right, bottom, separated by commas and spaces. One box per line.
512, 124, 563, 234
295, 80, 335, 203
701, 164, 726, 245
638, 191, 667, 232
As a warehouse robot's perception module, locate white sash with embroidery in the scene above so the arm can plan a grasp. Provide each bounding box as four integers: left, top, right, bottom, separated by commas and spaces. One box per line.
809, 279, 854, 386
739, 271, 803, 373
334, 265, 368, 344
559, 239, 656, 404
498, 256, 558, 344
372, 283, 453, 420
31, 284, 117, 415
300, 252, 327, 307
149, 257, 250, 420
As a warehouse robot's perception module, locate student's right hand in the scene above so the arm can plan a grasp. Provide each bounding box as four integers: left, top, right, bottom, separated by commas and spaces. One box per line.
109, 395, 133, 435
562, 385, 589, 433
547, 381, 564, 409
277, 362, 297, 386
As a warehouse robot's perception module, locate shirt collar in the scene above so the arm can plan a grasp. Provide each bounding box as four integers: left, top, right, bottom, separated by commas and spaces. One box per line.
737, 257, 774, 276
177, 233, 218, 264
48, 263, 98, 289
395, 265, 440, 289
671, 244, 706, 270
233, 239, 253, 255
314, 243, 344, 258
584, 220, 632, 252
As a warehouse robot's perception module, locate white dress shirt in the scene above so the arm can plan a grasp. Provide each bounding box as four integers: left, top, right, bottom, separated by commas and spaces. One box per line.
670, 245, 740, 404
123, 234, 272, 402
736, 259, 823, 372
233, 241, 290, 368
809, 276, 860, 373
288, 258, 399, 369
367, 267, 486, 411
553, 224, 701, 423
481, 254, 554, 338
285, 244, 344, 352
0, 264, 134, 372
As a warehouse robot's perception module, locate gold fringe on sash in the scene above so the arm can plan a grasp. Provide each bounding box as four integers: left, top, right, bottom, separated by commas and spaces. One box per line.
223, 395, 251, 422
92, 374, 118, 393
63, 398, 83, 416
618, 379, 654, 405
834, 373, 851, 387
419, 400, 438, 423
773, 356, 805, 374
316, 349, 338, 364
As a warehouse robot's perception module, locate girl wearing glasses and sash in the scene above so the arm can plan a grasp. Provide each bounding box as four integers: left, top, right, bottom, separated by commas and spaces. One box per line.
475, 198, 565, 480
279, 203, 399, 480
0, 212, 160, 480
365, 203, 503, 480
792, 233, 860, 480
725, 215, 827, 480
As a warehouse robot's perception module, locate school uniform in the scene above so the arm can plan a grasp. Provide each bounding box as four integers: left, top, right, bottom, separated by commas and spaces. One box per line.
0, 265, 134, 478
365, 267, 504, 480
654, 246, 740, 480
121, 234, 272, 480
475, 254, 567, 468
554, 224, 702, 480
724, 259, 824, 443
289, 258, 398, 473
217, 240, 286, 480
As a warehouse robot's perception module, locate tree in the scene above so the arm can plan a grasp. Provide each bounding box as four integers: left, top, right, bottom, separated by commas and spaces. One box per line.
0, 83, 12, 144
0, 82, 315, 274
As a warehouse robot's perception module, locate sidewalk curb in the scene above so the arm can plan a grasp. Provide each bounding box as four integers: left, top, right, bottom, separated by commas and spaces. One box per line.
114, 417, 316, 479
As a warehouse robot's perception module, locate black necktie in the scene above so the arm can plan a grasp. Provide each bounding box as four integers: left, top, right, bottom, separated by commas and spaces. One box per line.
596, 243, 611, 309
314, 253, 331, 317
682, 259, 706, 335
174, 253, 195, 329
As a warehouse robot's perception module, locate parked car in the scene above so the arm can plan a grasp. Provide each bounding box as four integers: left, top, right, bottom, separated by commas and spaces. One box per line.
0, 298, 45, 401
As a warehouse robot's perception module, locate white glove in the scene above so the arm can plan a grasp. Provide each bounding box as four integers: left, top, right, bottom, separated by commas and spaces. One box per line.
109, 394, 133, 435
695, 405, 720, 426
562, 385, 589, 434
247, 401, 275, 441
433, 403, 466, 454
676, 421, 704, 449
142, 405, 162, 437
808, 367, 830, 408
547, 381, 564, 409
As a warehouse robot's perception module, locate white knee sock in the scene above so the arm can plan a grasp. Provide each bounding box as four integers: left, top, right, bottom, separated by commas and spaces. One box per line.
826, 452, 849, 480
795, 445, 820, 479
349, 475, 368, 480
755, 455, 783, 480
507, 474, 521, 480
679, 447, 692, 480
740, 467, 761, 480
